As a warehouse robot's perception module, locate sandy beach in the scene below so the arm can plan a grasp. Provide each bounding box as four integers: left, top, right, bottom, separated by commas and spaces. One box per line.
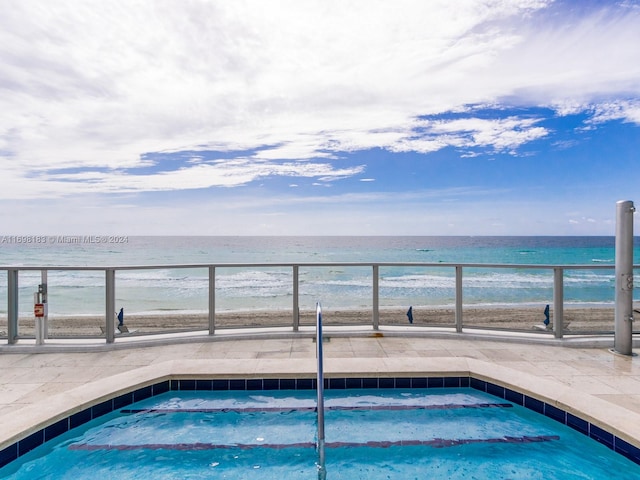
0, 305, 621, 338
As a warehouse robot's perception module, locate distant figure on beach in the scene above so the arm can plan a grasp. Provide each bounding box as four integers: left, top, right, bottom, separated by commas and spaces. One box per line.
117, 308, 124, 328
406, 306, 413, 324
543, 304, 550, 327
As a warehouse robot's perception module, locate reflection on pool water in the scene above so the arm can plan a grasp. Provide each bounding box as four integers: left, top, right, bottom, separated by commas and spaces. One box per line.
2, 388, 639, 479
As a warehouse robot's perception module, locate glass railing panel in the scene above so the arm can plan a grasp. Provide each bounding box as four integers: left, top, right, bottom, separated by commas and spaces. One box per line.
214, 266, 292, 329
562, 267, 615, 334
296, 265, 372, 328
45, 269, 105, 338
635, 266, 640, 335
9, 269, 43, 340
461, 267, 553, 332
0, 271, 6, 339
377, 265, 456, 328
111, 267, 209, 335
1, 261, 637, 343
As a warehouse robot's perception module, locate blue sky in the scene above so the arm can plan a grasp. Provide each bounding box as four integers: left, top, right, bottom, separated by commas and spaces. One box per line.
1, 0, 640, 235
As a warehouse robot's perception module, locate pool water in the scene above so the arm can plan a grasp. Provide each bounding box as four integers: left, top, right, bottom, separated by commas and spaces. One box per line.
2, 388, 639, 479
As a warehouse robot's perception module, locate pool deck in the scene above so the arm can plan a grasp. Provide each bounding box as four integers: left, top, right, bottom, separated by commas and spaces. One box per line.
1, 333, 640, 454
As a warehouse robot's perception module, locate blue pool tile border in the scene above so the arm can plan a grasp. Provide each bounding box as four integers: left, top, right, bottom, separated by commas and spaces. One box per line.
2, 376, 640, 469
469, 378, 640, 465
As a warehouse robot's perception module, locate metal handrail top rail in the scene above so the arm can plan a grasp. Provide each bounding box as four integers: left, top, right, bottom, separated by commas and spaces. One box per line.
0, 262, 626, 271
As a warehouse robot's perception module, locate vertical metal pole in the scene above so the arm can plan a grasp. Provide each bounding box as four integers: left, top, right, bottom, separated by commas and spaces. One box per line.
315, 302, 326, 479
455, 266, 463, 332
372, 265, 379, 330
614, 200, 635, 355
105, 269, 115, 344
553, 267, 564, 339
41, 270, 48, 339
35, 285, 44, 345
293, 266, 299, 331
208, 266, 216, 335
7, 269, 18, 344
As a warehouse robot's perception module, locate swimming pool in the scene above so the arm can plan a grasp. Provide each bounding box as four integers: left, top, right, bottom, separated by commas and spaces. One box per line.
2, 381, 640, 479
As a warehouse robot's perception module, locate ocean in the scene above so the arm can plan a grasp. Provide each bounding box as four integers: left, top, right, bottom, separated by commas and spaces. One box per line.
0, 236, 636, 317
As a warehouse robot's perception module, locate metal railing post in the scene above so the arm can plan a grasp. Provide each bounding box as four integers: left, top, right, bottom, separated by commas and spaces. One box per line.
372, 265, 379, 330
553, 267, 564, 338
455, 266, 463, 332
7, 269, 18, 344
41, 269, 48, 340
614, 200, 635, 355
293, 265, 299, 331
105, 269, 115, 343
208, 266, 216, 335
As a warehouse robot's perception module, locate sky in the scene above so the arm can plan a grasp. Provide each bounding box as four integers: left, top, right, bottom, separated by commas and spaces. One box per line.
1, 0, 640, 236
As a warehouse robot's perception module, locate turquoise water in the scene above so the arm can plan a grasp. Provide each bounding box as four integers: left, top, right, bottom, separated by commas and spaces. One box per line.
2, 388, 639, 479
0, 236, 637, 315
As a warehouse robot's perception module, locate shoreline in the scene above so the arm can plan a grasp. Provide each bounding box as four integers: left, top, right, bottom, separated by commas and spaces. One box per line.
0, 305, 618, 337
3, 300, 619, 318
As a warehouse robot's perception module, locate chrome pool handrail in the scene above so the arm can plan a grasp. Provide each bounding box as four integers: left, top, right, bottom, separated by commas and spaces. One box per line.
316, 302, 326, 479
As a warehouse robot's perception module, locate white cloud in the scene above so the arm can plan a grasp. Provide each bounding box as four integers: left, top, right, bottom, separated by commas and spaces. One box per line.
495, 5, 640, 103
428, 117, 548, 151
0, 2, 560, 172
386, 116, 549, 155
0, 0, 639, 235
588, 100, 640, 125
30, 159, 366, 196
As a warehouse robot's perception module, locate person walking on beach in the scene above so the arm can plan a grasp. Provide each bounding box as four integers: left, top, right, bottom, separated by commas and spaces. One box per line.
117, 308, 124, 328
